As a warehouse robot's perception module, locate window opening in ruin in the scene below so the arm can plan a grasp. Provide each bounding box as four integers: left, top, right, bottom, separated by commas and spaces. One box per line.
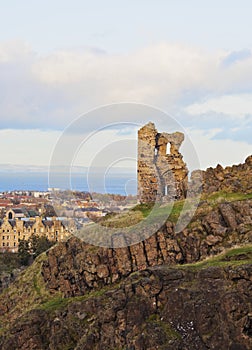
164, 185, 168, 196
166, 143, 171, 154
154, 148, 158, 156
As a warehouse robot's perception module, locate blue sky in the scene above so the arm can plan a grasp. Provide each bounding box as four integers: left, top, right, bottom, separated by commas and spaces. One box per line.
0, 0, 251, 170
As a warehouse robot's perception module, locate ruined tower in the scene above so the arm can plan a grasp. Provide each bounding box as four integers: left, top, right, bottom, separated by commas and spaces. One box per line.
137, 122, 188, 203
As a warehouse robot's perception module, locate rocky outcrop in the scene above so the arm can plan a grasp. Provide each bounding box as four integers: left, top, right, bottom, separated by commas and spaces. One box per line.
138, 122, 188, 203
0, 268, 22, 293
191, 155, 252, 195
42, 199, 252, 297
1, 260, 252, 350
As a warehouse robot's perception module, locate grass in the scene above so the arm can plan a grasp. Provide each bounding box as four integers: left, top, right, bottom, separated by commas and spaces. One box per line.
99, 199, 189, 230
83, 191, 252, 234
40, 296, 70, 312
40, 284, 120, 312
177, 245, 252, 271
146, 313, 181, 340
132, 200, 186, 222
202, 191, 252, 205
0, 252, 63, 331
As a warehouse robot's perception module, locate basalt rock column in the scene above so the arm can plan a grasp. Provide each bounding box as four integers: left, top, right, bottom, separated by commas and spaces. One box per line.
137, 122, 188, 203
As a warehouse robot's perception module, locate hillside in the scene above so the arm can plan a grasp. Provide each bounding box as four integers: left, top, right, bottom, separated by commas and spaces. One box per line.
0, 156, 251, 349
0, 244, 251, 349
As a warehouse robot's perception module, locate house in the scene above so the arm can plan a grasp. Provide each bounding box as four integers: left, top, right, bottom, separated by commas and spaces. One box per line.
0, 211, 71, 253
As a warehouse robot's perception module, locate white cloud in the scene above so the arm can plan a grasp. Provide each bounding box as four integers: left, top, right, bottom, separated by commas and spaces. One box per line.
31, 43, 219, 102
185, 93, 252, 117
0, 40, 251, 168
0, 40, 33, 63
0, 40, 252, 131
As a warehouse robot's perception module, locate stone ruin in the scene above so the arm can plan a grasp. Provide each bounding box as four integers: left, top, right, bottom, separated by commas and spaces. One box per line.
137, 122, 188, 203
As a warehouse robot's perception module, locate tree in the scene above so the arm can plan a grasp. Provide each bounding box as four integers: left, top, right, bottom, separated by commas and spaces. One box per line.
18, 235, 56, 265
17, 239, 30, 265
29, 235, 56, 258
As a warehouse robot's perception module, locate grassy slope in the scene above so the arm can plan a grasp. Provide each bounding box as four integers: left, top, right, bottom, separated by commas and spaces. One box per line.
101, 192, 252, 228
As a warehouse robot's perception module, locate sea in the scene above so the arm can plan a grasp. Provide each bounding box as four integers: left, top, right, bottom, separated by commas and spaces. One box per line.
0, 172, 137, 195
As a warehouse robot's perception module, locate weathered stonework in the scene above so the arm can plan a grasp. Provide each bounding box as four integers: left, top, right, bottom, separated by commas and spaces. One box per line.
138, 122, 188, 203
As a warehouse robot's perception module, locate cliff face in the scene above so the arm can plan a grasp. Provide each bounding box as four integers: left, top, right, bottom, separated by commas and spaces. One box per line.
41, 198, 252, 297
1, 256, 252, 350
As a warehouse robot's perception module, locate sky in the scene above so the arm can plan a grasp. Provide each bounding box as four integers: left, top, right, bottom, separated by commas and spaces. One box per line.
0, 0, 252, 172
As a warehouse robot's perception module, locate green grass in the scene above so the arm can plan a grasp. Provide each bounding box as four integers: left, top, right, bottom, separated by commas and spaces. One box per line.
132, 200, 186, 222
0, 252, 63, 330
40, 284, 120, 313
40, 296, 70, 312
91, 191, 252, 230
202, 191, 252, 205
146, 313, 181, 340
177, 245, 252, 271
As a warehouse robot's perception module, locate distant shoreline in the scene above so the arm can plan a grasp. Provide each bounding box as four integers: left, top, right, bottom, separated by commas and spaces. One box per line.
0, 172, 137, 195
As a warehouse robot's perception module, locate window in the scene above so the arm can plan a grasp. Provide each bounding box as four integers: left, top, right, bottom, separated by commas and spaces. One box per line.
2, 236, 4, 240
165, 185, 168, 196
166, 143, 171, 154
23, 235, 25, 239
2, 230, 4, 233
56, 230, 58, 235
7, 229, 9, 233
34, 228, 36, 233
6, 242, 9, 247
2, 243, 5, 247
18, 232, 20, 236
7, 235, 9, 240
14, 235, 16, 240
14, 242, 16, 247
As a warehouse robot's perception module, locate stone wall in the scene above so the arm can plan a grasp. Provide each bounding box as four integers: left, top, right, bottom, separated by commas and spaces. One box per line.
138, 122, 188, 203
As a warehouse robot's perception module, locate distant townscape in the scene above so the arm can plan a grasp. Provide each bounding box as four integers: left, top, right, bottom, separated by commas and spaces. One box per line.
0, 189, 137, 252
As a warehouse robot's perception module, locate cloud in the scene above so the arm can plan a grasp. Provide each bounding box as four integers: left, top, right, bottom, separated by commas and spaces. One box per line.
0, 41, 220, 130
0, 40, 252, 153
185, 93, 252, 118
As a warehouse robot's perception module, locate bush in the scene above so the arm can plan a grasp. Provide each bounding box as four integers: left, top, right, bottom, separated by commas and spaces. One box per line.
18, 235, 56, 265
